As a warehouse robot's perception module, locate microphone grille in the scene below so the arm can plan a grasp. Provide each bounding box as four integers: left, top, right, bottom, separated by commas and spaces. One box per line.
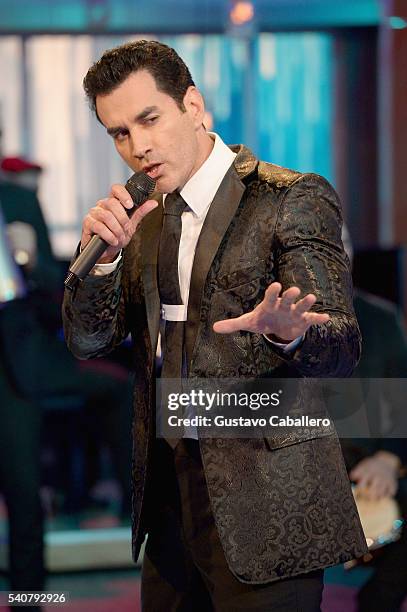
126, 172, 156, 205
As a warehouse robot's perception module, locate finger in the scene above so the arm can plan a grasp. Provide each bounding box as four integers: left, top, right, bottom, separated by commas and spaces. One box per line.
355, 474, 371, 490
349, 467, 361, 482
86, 219, 120, 247
263, 283, 282, 308
213, 313, 252, 334
293, 294, 317, 315
80, 232, 92, 249
379, 478, 395, 499
98, 197, 133, 229
369, 478, 383, 499
110, 184, 134, 211
279, 287, 301, 310
369, 480, 384, 500
302, 312, 330, 326
92, 206, 127, 241
350, 460, 370, 480
128, 199, 159, 230
82, 214, 100, 244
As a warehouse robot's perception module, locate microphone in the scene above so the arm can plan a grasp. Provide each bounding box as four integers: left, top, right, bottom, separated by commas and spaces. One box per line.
64, 171, 156, 291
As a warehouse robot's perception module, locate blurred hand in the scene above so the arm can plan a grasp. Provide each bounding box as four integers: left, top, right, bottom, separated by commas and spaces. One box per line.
350, 452, 400, 501
81, 183, 158, 263
213, 282, 330, 342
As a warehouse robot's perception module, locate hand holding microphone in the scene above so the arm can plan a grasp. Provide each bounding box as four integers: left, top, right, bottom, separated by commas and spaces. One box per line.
65, 172, 157, 290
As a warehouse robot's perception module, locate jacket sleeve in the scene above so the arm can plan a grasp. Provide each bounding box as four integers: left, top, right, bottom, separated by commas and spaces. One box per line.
62, 233, 143, 360
272, 173, 361, 377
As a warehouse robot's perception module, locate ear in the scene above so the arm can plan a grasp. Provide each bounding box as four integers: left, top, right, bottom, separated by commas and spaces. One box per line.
183, 86, 205, 130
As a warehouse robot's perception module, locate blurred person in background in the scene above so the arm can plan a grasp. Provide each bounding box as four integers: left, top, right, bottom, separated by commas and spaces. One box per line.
0, 156, 42, 193
0, 153, 134, 518
0, 202, 45, 607
0, 364, 45, 607
341, 225, 407, 612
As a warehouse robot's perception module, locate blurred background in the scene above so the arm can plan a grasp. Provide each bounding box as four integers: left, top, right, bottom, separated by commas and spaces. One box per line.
0, 0, 406, 610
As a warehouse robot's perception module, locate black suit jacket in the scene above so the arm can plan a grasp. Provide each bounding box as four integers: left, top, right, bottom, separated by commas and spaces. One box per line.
63, 145, 367, 583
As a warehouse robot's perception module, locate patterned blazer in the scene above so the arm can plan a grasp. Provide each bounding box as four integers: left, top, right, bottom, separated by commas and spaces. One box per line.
63, 145, 367, 583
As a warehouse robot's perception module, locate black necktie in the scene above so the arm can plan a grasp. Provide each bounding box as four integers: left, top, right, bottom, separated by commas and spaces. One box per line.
158, 192, 187, 307
158, 193, 187, 447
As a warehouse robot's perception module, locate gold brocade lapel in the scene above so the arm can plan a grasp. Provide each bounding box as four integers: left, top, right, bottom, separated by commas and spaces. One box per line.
140, 194, 163, 353
185, 146, 258, 369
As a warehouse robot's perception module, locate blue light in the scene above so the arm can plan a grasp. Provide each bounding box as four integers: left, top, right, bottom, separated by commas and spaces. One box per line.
389, 16, 407, 29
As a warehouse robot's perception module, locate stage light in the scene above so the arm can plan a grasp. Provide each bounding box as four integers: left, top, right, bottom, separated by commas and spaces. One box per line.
230, 1, 254, 26
389, 16, 407, 29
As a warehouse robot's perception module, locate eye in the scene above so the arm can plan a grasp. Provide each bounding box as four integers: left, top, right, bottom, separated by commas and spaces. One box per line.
114, 130, 129, 142
145, 116, 158, 125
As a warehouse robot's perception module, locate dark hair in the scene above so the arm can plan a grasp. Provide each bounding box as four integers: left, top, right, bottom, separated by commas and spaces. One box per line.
83, 40, 195, 118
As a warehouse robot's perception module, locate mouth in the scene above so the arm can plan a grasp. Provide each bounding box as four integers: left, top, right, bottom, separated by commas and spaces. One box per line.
143, 163, 163, 179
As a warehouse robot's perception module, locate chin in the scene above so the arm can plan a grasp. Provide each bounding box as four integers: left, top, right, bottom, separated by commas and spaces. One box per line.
155, 177, 178, 195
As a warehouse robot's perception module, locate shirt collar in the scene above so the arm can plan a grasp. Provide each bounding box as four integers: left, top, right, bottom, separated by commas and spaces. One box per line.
164, 133, 237, 218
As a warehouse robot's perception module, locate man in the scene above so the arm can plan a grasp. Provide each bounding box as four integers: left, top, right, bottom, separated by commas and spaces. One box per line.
63, 40, 367, 611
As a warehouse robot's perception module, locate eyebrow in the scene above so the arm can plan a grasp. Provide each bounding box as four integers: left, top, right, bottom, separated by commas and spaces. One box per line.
106, 106, 159, 136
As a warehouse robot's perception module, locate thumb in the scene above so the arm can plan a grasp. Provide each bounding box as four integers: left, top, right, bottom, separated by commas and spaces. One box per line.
213, 314, 248, 334
129, 199, 158, 229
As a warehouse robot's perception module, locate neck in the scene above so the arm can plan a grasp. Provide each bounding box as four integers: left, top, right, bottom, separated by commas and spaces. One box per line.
193, 128, 215, 173
177, 128, 215, 191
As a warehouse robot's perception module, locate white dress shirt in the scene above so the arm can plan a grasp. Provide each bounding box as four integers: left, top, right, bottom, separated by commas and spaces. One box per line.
160, 133, 236, 321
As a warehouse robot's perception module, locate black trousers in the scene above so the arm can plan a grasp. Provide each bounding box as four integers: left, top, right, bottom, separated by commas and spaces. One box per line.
141, 439, 324, 612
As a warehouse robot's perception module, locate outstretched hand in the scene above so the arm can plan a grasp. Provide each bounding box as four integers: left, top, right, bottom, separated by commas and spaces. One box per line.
213, 282, 330, 343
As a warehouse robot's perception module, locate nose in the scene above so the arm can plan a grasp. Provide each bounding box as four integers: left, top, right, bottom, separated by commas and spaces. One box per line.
130, 128, 152, 160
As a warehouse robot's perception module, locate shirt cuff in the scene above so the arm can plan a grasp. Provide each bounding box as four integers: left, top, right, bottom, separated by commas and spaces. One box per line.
263, 333, 304, 353
90, 251, 122, 276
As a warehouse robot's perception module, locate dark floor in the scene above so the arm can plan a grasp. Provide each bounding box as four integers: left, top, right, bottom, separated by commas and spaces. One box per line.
0, 487, 406, 612
0, 565, 380, 612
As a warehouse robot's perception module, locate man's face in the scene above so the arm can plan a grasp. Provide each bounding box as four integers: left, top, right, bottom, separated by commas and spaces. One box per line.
96, 70, 205, 193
